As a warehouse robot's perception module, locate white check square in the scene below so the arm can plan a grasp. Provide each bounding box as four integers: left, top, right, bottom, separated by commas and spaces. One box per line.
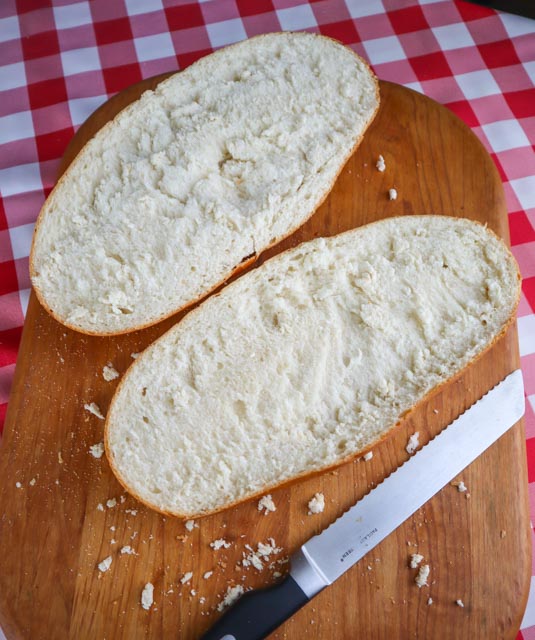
511, 176, 535, 211
524, 61, 535, 85
0, 111, 34, 145
456, 69, 500, 100
483, 119, 530, 153
68, 95, 107, 126
61, 47, 101, 77
0, 15, 20, 43
363, 35, 406, 65
501, 12, 535, 38
344, 0, 384, 18
0, 163, 42, 197
277, 5, 317, 30
53, 2, 92, 30
518, 315, 535, 357
206, 19, 247, 48
124, 0, 163, 16
9, 223, 35, 260
0, 62, 26, 90
432, 23, 474, 51
134, 32, 175, 62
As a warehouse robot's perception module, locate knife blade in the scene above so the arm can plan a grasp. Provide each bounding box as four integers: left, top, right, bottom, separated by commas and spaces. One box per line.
201, 369, 525, 640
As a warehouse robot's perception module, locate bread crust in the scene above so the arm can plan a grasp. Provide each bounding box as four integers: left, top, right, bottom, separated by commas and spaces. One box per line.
29, 32, 380, 337
103, 215, 522, 519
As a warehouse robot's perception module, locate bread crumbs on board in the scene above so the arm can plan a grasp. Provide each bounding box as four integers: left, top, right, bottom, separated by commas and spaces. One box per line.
415, 564, 430, 588
258, 494, 276, 515
406, 432, 419, 455
210, 538, 231, 550
89, 442, 105, 459
84, 402, 104, 419
141, 583, 154, 610
308, 493, 325, 515
376, 155, 386, 172
102, 363, 119, 381
217, 585, 244, 612
98, 556, 112, 573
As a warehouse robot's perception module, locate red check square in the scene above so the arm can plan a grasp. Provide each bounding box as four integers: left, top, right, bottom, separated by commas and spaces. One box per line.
319, 19, 359, 45
165, 4, 205, 31
0, 262, 18, 297
102, 63, 142, 95
478, 39, 520, 69
20, 28, 59, 59
511, 212, 535, 246
410, 51, 451, 81
35, 127, 74, 163
27, 77, 67, 110
387, 5, 428, 34
235, 0, 274, 16
94, 17, 133, 46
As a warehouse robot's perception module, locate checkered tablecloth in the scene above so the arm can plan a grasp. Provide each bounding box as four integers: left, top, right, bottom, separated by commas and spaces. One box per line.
0, 0, 534, 637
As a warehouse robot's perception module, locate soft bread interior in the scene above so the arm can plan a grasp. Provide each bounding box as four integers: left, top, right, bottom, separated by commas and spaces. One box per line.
105, 216, 520, 517
30, 32, 378, 335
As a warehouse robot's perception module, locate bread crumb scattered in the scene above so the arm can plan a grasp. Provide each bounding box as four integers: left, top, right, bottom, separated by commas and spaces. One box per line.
190, 589, 196, 596
125, 508, 138, 515
410, 553, 424, 568
388, 188, 397, 201
58, 451, 63, 464
29, 478, 36, 486
199, 596, 206, 604
120, 494, 126, 503
185, 520, 197, 532
258, 494, 276, 515
308, 493, 325, 515
363, 452, 373, 461
121, 545, 135, 555
428, 597, 433, 605
203, 571, 213, 579
180, 572, 193, 585
97, 503, 104, 511
217, 585, 244, 612
84, 402, 104, 420
273, 571, 282, 579
210, 538, 231, 550
433, 409, 439, 414
98, 556, 112, 573
242, 539, 282, 570
500, 530, 506, 538
131, 352, 141, 360
415, 564, 429, 588
376, 155, 386, 172
141, 583, 154, 610
89, 442, 105, 459
406, 432, 419, 455
106, 498, 117, 508
102, 363, 119, 381
456, 481, 467, 492
15, 482, 21, 489
456, 599, 464, 608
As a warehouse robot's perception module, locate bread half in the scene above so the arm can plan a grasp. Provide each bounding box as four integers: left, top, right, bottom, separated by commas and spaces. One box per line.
104, 215, 521, 518
30, 32, 379, 335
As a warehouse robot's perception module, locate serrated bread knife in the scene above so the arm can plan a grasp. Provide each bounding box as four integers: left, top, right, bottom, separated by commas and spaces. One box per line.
202, 370, 525, 640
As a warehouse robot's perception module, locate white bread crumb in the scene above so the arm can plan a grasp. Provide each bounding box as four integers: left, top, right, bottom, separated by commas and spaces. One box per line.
106, 498, 117, 508
84, 402, 104, 420
217, 585, 244, 612
131, 352, 141, 360
376, 155, 386, 172
388, 188, 397, 200
97, 503, 104, 511
258, 494, 276, 515
141, 583, 154, 610
406, 432, 420, 455
180, 572, 193, 585
242, 539, 282, 570
15, 482, 21, 489
415, 564, 429, 588
29, 478, 36, 486
456, 599, 464, 607
185, 519, 197, 532
308, 493, 325, 515
121, 546, 135, 555
89, 442, 105, 459
190, 589, 196, 596
98, 556, 112, 573
456, 481, 467, 492
58, 451, 63, 464
210, 538, 231, 550
125, 508, 138, 515
103, 363, 119, 381
273, 571, 282, 578
203, 571, 213, 579
363, 452, 373, 461
428, 597, 433, 605
410, 553, 424, 568
120, 494, 126, 503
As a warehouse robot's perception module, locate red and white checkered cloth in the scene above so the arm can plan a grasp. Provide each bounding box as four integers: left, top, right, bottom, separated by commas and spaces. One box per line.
0, 0, 533, 636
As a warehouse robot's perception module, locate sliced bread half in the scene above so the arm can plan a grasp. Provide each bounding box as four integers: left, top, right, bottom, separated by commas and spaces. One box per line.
104, 215, 520, 518
30, 32, 379, 335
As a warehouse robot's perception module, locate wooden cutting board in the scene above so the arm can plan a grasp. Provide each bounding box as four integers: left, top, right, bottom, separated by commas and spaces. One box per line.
0, 78, 530, 640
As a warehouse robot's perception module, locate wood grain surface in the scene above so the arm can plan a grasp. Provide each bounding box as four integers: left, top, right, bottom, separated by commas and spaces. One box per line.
0, 78, 530, 640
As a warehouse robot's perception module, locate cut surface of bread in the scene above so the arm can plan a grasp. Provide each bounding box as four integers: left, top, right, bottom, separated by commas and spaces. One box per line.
30, 32, 379, 335
105, 216, 520, 518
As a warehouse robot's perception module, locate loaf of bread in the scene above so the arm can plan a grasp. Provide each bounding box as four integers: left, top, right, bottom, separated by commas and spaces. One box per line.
104, 216, 520, 518
30, 32, 379, 335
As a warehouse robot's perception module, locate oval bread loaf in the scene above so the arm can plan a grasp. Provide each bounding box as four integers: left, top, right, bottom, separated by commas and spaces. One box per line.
30, 32, 379, 335
105, 215, 520, 518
